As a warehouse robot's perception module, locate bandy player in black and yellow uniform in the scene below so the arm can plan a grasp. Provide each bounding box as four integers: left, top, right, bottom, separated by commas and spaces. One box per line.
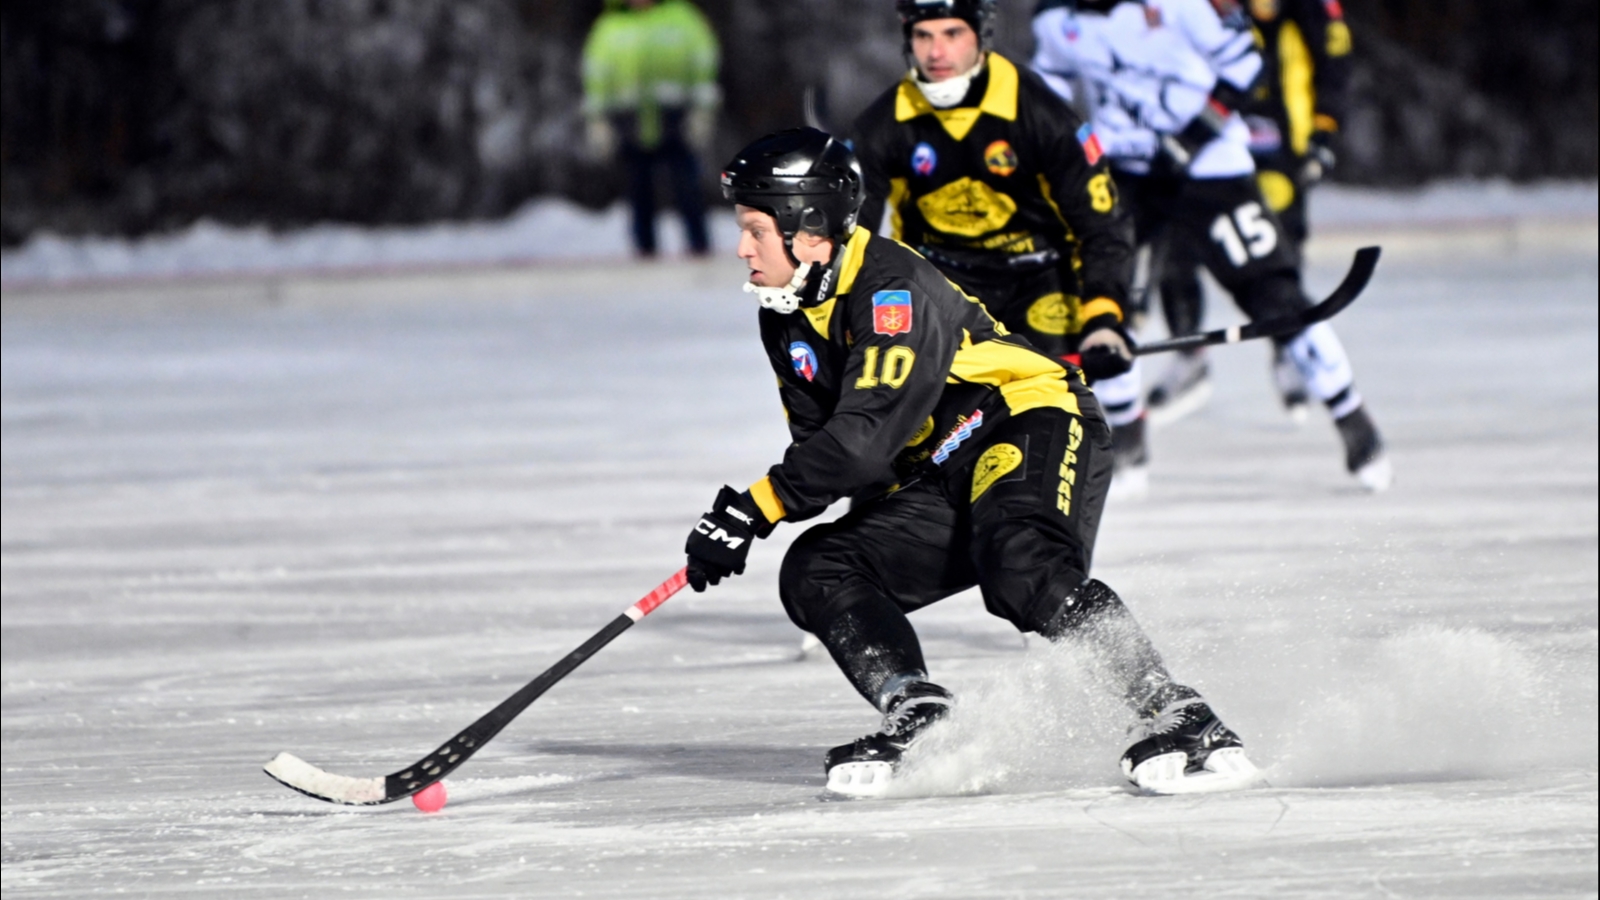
850, 0, 1149, 486
681, 128, 1258, 797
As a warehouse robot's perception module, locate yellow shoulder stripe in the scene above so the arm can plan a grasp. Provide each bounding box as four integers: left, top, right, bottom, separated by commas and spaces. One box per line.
835, 226, 873, 296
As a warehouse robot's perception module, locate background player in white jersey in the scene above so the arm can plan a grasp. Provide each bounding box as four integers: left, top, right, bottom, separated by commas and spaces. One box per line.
1032, 0, 1390, 490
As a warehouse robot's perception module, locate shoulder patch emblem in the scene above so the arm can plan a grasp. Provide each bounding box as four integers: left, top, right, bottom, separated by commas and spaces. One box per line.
912, 142, 938, 177
1076, 122, 1104, 166
984, 140, 1019, 177
872, 290, 914, 336
789, 341, 819, 382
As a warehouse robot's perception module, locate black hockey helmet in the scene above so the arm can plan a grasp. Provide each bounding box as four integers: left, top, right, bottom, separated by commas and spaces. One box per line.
896, 0, 999, 47
721, 127, 864, 248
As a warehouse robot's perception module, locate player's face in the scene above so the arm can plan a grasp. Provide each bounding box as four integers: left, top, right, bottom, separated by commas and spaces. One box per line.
735, 205, 797, 287
910, 19, 981, 82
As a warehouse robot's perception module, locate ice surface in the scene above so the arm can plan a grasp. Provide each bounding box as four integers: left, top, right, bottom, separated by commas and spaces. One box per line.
3, 225, 1596, 897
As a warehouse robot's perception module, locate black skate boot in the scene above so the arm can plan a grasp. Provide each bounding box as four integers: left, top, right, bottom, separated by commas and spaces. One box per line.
1146, 349, 1212, 426
1335, 405, 1392, 492
1108, 414, 1150, 499
1120, 697, 1260, 795
1272, 345, 1311, 425
825, 681, 953, 797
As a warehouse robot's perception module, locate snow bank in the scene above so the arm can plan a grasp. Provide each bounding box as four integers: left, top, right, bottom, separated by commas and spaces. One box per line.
2, 181, 1592, 288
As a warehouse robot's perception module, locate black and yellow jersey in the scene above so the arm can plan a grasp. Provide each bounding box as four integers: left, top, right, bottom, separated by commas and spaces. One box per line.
851, 53, 1134, 333
745, 226, 1101, 526
1244, 0, 1352, 154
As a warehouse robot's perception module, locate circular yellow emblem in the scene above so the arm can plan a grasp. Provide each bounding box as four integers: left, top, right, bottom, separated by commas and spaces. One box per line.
1257, 170, 1297, 213
971, 442, 1024, 503
1025, 292, 1075, 336
984, 140, 1019, 177
906, 416, 936, 447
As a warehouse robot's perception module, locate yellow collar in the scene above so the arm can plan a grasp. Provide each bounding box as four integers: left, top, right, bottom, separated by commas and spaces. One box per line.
894, 53, 1020, 141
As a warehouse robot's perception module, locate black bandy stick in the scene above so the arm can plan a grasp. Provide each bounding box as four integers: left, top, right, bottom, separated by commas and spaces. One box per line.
264, 568, 689, 805
1134, 246, 1381, 356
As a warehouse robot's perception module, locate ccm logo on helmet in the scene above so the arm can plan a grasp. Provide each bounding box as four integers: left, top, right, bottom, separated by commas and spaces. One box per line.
695, 518, 747, 548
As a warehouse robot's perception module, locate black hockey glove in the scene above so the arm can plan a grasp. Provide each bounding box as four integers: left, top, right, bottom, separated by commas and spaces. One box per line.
1078, 326, 1136, 381
685, 485, 766, 592
1156, 98, 1231, 175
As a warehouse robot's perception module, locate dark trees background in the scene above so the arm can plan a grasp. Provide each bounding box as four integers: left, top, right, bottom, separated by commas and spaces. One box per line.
2, 0, 1595, 246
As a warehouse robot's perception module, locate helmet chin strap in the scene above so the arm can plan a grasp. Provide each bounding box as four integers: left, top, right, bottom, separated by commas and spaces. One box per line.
914, 54, 986, 108
743, 262, 814, 315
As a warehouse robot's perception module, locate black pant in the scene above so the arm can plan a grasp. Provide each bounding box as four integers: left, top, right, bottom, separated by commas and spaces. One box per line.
618, 110, 709, 257
779, 407, 1120, 705
1119, 173, 1312, 335
940, 264, 1090, 360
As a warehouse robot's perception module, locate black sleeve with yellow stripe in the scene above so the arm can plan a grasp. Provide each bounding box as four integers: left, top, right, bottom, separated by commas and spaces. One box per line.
1016, 68, 1135, 335
751, 272, 959, 526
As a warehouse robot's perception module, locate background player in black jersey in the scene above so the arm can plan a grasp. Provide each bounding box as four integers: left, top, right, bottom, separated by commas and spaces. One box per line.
681, 127, 1258, 797
851, 0, 1151, 495
1148, 0, 1354, 424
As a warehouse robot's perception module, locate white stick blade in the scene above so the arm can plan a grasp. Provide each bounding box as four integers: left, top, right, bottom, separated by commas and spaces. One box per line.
264, 752, 388, 805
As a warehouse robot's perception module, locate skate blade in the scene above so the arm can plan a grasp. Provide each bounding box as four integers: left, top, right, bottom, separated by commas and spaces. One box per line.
1108, 465, 1149, 501
1354, 455, 1392, 493
1146, 379, 1213, 429
1284, 401, 1309, 427
1127, 747, 1262, 796
795, 632, 825, 662
825, 761, 895, 798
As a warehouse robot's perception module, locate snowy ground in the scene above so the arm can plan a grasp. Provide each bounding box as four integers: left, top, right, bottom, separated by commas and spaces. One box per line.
3, 220, 1597, 897
2, 180, 1594, 287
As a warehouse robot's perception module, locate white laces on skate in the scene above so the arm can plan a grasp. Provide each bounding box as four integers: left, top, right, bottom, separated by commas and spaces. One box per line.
1132, 698, 1208, 740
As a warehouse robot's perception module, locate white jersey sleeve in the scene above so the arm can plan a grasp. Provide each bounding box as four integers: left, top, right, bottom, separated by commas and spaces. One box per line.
1031, 1, 1254, 179
1030, 7, 1079, 105
1153, 0, 1262, 92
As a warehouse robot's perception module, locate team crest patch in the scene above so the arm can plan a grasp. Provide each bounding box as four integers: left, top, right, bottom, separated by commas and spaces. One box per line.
971, 442, 1024, 502
984, 140, 1019, 177
933, 409, 984, 465
1076, 123, 1104, 166
912, 142, 938, 177
872, 290, 914, 336
789, 341, 819, 382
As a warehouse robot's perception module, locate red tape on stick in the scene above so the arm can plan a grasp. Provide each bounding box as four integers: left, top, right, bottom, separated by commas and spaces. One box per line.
625, 568, 689, 622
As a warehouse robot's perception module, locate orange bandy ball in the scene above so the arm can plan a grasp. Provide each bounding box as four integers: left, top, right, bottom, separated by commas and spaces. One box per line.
412, 781, 448, 813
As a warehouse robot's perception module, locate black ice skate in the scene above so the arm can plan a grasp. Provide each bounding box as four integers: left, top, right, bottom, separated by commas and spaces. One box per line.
824, 681, 953, 798
1335, 405, 1392, 492
1272, 345, 1311, 425
1120, 698, 1261, 795
1146, 349, 1212, 427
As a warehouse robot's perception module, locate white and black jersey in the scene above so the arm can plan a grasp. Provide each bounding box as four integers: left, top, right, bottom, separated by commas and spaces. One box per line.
1032, 0, 1261, 178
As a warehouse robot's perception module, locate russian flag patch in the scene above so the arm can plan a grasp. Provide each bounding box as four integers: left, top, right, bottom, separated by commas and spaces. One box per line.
1077, 122, 1104, 166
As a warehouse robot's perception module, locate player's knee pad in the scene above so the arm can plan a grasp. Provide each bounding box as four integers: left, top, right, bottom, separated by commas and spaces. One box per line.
975, 520, 1091, 634
778, 530, 878, 635
1038, 577, 1126, 640
1091, 362, 1144, 427
1283, 321, 1355, 404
